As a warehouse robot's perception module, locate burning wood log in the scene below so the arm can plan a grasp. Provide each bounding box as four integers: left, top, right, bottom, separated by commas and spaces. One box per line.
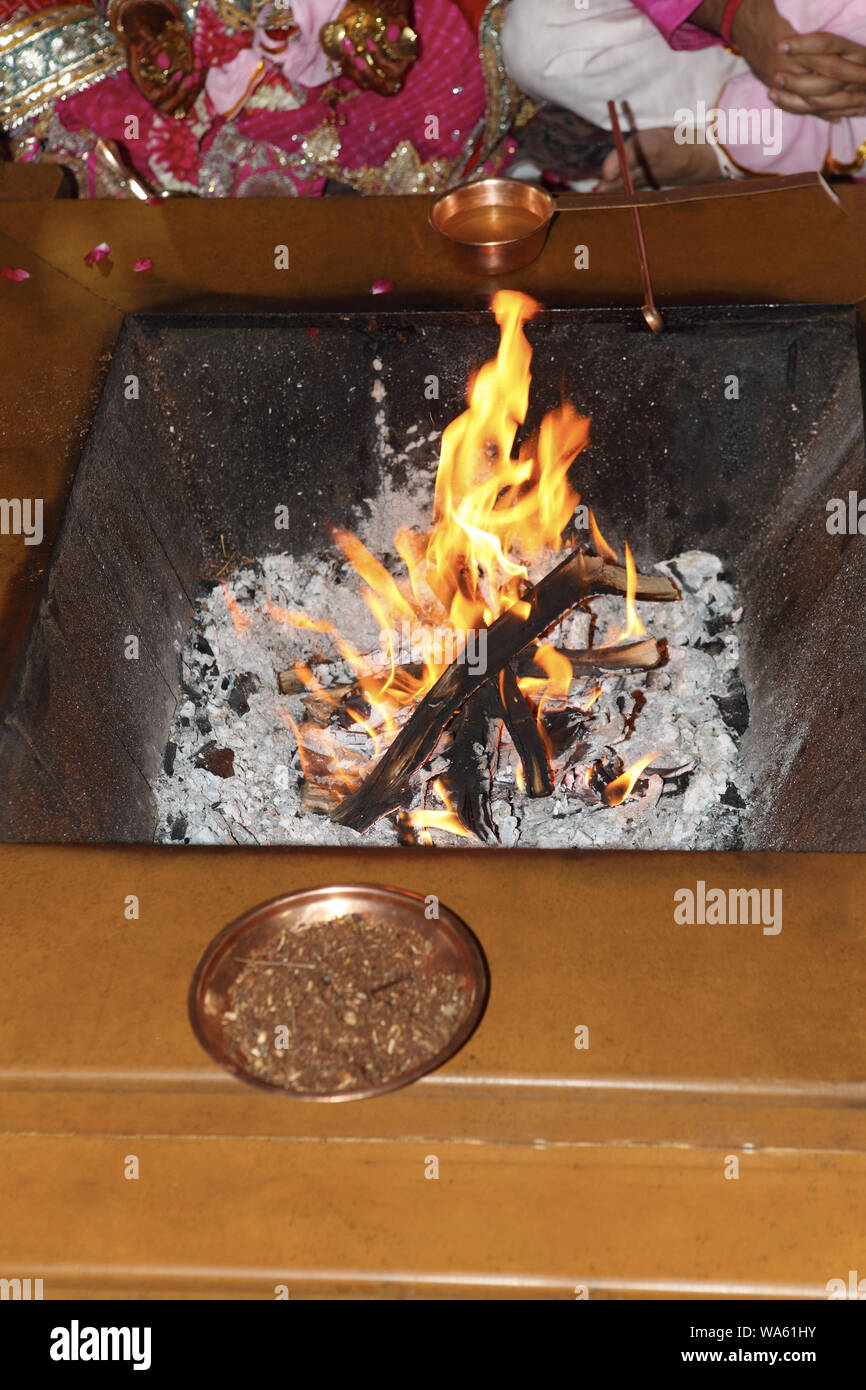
293, 722, 368, 815
437, 686, 499, 844
278, 637, 666, 720
493, 665, 552, 798
518, 636, 667, 679
331, 552, 679, 832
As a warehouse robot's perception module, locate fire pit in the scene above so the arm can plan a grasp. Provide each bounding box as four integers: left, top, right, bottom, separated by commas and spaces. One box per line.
1, 298, 863, 850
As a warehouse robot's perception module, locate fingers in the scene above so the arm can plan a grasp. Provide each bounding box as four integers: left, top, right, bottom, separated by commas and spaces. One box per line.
778, 32, 866, 60
593, 148, 622, 192
780, 52, 866, 88
594, 141, 649, 193
774, 70, 853, 97
813, 53, 866, 87
768, 87, 864, 119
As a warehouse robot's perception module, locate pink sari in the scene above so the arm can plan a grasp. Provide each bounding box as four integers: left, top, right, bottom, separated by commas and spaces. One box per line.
5, 0, 516, 197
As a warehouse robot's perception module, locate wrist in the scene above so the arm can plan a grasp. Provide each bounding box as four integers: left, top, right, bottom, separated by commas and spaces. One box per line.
729, 0, 783, 53
719, 0, 747, 46
691, 0, 728, 34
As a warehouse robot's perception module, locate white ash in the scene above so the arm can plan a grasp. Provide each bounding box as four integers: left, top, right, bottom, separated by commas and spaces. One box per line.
154, 545, 748, 849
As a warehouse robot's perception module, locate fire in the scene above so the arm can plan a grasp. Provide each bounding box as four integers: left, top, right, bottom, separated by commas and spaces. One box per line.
279, 290, 653, 822
404, 780, 477, 841
606, 542, 646, 644
603, 750, 658, 807
588, 509, 618, 564
425, 290, 587, 631
221, 580, 251, 634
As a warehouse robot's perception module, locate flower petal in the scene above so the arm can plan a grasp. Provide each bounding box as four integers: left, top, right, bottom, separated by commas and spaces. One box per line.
371, 279, 395, 295
1, 266, 30, 282
84, 242, 111, 264
133, 257, 154, 273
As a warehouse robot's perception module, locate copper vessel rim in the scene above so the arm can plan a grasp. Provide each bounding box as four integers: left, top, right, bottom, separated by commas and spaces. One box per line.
429, 177, 555, 248
189, 882, 489, 1103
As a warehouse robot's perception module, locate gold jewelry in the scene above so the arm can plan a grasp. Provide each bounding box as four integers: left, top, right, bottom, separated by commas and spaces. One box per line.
824, 139, 866, 176
320, 8, 418, 73
136, 18, 190, 85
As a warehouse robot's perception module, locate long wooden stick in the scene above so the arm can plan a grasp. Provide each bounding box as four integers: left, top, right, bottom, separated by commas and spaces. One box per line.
518, 636, 666, 679
607, 99, 662, 333
281, 636, 664, 714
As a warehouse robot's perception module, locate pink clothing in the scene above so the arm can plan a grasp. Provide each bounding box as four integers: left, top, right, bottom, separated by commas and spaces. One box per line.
716, 0, 866, 173
38, 0, 505, 197
631, 0, 720, 50
205, 0, 339, 117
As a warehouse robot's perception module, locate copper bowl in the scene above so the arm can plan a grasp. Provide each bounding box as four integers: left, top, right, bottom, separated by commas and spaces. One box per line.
430, 177, 557, 274
189, 883, 488, 1102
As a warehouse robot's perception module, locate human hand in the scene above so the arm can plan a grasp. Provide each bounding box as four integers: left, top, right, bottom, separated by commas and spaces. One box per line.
770, 32, 866, 122
320, 2, 418, 97
120, 1, 203, 118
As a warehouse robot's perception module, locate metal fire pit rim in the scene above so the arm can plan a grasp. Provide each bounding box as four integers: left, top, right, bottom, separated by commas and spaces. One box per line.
120, 300, 857, 329
188, 881, 490, 1103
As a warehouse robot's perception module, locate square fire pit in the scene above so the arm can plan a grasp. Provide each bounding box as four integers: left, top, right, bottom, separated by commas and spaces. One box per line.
2, 188, 866, 1303
1, 301, 863, 850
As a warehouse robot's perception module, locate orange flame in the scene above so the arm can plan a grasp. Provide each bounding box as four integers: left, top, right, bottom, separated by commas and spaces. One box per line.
607, 541, 646, 644
603, 750, 658, 806
404, 780, 477, 840
221, 580, 250, 634
277, 291, 667, 827
424, 291, 588, 632
284, 291, 592, 742
588, 509, 618, 563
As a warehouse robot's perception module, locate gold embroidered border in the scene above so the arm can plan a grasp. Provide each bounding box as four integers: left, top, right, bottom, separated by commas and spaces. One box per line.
1, 8, 125, 131
0, 5, 94, 51
825, 140, 866, 176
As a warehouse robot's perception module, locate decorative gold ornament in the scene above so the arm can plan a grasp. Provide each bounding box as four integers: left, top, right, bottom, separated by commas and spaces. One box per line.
137, 18, 190, 87
320, 6, 418, 74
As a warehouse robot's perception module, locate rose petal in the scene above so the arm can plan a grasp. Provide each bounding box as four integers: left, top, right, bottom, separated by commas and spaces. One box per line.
371, 279, 394, 295
133, 257, 154, 273
1, 266, 30, 281
84, 242, 111, 264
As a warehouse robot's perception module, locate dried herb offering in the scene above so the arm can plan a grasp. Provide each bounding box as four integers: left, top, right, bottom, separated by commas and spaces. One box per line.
221, 912, 472, 1094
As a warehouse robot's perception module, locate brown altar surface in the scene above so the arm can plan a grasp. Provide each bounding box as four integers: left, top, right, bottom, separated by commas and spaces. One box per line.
0, 178, 864, 1298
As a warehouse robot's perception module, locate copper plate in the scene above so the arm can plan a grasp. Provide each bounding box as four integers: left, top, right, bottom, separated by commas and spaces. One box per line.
189, 883, 489, 1102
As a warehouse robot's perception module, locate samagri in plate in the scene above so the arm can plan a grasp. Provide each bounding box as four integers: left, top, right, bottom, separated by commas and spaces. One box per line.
190, 884, 488, 1101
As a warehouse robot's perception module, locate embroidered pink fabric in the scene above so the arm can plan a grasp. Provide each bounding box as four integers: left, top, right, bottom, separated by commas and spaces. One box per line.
42, 0, 494, 196
205, 0, 339, 116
